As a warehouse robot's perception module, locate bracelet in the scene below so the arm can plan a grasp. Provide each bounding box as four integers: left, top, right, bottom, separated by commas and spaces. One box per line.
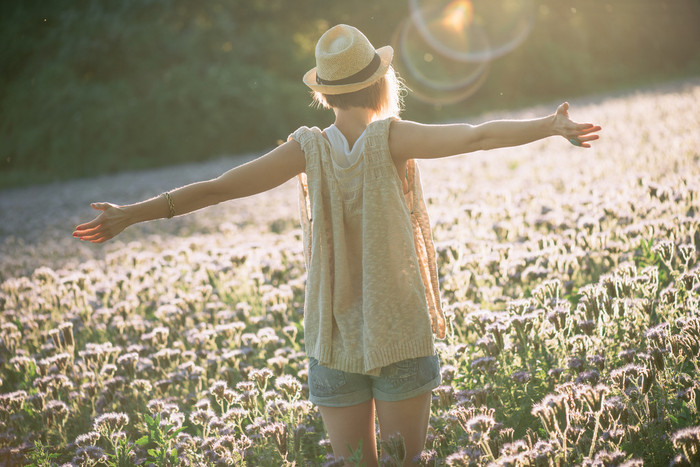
162, 192, 175, 218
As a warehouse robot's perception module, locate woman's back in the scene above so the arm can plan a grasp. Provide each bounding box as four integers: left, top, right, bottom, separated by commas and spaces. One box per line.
291, 117, 444, 377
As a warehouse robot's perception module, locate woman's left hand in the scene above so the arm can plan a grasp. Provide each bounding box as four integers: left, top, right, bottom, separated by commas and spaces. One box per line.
554, 102, 601, 148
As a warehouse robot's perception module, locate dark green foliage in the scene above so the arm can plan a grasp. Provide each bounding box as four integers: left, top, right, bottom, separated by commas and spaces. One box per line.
1, 0, 700, 188
137, 412, 186, 466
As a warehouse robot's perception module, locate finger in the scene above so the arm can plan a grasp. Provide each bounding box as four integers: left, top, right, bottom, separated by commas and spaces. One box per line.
74, 220, 101, 232
73, 223, 103, 236
557, 102, 570, 114
74, 231, 96, 241
91, 202, 111, 212
81, 231, 108, 243
577, 124, 601, 134
74, 227, 105, 240
577, 138, 597, 147
569, 135, 599, 148
73, 225, 99, 237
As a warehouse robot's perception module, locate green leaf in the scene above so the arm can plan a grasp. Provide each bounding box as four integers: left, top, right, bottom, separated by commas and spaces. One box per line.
135, 435, 150, 446
144, 413, 155, 428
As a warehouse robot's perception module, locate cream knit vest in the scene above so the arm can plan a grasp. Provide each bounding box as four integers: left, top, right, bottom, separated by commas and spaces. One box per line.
290, 117, 445, 376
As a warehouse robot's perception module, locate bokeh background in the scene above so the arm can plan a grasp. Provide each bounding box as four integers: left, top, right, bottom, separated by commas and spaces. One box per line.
1, 0, 699, 189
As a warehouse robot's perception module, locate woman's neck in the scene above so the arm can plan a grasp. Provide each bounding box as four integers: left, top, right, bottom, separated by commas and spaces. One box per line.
333, 107, 375, 131
331, 107, 376, 149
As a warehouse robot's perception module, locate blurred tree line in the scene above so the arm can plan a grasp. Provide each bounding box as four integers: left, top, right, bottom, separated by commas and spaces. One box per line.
1, 0, 699, 188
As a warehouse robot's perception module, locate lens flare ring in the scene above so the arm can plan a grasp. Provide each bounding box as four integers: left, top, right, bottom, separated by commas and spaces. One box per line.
397, 0, 535, 104
398, 17, 488, 92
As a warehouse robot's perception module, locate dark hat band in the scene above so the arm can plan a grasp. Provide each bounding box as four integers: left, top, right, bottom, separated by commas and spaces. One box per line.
316, 53, 381, 86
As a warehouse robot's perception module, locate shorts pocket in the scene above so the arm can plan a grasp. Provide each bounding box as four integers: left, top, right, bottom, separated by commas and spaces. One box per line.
308, 358, 348, 395
381, 357, 419, 384
372, 355, 441, 401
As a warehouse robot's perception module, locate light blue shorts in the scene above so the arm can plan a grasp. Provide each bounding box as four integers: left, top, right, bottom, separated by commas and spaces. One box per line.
308, 354, 442, 407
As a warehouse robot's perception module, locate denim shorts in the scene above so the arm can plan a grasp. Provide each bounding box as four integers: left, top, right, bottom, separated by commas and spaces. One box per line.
308, 354, 441, 407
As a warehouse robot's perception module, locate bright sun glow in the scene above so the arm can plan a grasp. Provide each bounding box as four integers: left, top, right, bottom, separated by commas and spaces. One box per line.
441, 0, 474, 33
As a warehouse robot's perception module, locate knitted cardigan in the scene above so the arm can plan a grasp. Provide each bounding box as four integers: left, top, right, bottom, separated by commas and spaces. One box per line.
290, 117, 445, 375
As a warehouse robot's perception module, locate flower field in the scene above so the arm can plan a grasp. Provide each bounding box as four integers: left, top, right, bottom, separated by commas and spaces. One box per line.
1, 80, 700, 466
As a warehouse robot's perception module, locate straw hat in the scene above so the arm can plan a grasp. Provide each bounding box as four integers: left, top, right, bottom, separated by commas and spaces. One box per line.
303, 24, 393, 95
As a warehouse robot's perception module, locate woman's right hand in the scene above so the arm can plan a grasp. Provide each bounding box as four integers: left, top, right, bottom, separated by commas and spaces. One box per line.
553, 102, 601, 148
73, 202, 131, 243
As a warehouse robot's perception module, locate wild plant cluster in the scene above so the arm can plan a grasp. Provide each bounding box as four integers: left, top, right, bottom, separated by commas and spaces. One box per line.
1, 84, 699, 466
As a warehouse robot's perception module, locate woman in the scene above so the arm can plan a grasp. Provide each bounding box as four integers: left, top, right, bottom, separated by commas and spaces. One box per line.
74, 24, 600, 466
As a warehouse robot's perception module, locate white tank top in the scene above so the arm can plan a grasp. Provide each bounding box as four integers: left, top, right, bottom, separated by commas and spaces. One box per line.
324, 124, 367, 167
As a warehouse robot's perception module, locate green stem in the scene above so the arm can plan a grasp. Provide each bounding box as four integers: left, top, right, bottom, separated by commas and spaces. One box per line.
479, 438, 496, 462
588, 394, 605, 459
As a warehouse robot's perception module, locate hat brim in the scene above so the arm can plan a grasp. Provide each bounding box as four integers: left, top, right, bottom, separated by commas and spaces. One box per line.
303, 45, 394, 95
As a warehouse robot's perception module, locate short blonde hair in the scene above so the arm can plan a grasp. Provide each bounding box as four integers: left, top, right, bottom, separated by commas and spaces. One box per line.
312, 66, 405, 119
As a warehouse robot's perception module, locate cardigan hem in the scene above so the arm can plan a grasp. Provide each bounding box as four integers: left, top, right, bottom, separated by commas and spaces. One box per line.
306, 336, 436, 376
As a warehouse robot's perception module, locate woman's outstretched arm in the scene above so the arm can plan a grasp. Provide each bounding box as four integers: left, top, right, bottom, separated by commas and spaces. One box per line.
389, 102, 601, 162
73, 140, 305, 243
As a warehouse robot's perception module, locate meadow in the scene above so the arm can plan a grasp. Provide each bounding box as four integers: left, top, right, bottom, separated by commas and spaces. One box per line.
1, 80, 699, 466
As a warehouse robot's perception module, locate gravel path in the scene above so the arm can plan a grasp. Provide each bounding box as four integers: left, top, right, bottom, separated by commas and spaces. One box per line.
0, 152, 261, 242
